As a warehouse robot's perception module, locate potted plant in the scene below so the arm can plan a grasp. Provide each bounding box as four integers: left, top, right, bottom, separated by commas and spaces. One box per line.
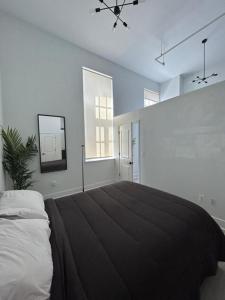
1, 127, 38, 190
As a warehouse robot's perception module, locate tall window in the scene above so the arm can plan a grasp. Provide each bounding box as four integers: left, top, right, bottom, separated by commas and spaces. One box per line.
83, 68, 114, 160
144, 89, 160, 107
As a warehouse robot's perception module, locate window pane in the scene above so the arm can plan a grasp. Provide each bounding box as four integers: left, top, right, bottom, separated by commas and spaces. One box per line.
108, 127, 113, 141
108, 142, 113, 157
101, 143, 105, 156
95, 96, 99, 106
96, 143, 101, 157
83, 68, 113, 160
107, 108, 112, 120
144, 89, 159, 107
101, 127, 105, 142
96, 127, 100, 142
144, 99, 157, 107
100, 107, 106, 120
107, 97, 112, 108
96, 107, 99, 119
144, 89, 160, 102
100, 96, 107, 107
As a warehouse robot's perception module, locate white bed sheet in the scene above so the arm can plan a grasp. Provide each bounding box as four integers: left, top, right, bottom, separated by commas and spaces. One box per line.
0, 218, 53, 300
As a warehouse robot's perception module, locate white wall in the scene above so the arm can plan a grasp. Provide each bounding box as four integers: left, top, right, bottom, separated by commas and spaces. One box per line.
115, 80, 225, 227
0, 14, 158, 198
114, 71, 159, 115
160, 75, 183, 101
0, 72, 5, 191
160, 61, 225, 103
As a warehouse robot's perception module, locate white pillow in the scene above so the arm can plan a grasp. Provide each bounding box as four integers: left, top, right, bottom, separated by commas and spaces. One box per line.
0, 190, 47, 220
0, 208, 48, 220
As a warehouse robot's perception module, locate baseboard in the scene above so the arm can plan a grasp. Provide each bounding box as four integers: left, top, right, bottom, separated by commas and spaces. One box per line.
212, 215, 225, 234
44, 179, 115, 199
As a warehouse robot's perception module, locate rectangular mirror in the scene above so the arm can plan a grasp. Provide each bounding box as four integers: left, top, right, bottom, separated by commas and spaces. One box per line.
37, 114, 67, 173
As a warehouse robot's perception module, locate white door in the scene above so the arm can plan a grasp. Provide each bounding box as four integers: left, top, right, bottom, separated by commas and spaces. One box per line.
40, 134, 62, 162
132, 121, 140, 183
119, 123, 133, 181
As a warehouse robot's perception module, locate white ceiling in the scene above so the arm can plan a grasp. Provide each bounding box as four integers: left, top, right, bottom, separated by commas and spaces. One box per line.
0, 0, 225, 83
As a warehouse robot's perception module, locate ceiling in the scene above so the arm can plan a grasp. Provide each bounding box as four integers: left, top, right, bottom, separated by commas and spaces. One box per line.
0, 0, 225, 83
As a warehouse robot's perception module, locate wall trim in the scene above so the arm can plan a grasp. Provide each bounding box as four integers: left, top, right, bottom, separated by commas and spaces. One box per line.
44, 179, 115, 199
212, 215, 225, 234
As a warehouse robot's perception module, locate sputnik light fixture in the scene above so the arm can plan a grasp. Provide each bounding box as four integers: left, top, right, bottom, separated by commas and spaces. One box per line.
90, 0, 145, 31
192, 38, 218, 84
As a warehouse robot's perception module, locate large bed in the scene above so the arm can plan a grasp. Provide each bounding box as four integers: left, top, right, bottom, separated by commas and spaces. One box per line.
45, 181, 225, 300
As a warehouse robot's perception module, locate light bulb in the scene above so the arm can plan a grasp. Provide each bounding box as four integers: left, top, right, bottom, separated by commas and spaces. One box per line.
123, 22, 130, 30
89, 8, 100, 15
112, 22, 117, 32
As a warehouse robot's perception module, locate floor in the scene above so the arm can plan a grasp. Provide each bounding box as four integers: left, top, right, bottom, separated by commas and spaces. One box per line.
201, 262, 225, 300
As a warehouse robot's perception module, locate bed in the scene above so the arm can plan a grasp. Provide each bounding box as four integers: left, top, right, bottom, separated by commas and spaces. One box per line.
45, 181, 225, 300
0, 190, 53, 300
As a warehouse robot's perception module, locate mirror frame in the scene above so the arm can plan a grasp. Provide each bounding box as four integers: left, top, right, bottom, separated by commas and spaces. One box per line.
37, 114, 67, 173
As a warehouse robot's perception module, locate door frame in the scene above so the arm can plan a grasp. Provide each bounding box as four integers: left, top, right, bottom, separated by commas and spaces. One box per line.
118, 120, 140, 182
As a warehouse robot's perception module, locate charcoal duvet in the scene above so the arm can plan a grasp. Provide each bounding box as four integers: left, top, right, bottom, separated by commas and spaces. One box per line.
45, 181, 225, 300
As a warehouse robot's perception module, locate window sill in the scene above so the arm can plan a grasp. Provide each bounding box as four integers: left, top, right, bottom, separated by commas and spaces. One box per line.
85, 157, 115, 163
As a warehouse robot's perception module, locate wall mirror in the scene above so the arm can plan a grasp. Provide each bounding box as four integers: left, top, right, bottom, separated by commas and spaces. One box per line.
37, 114, 67, 173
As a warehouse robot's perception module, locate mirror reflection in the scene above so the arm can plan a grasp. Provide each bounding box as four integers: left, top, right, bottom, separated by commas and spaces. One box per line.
38, 114, 67, 173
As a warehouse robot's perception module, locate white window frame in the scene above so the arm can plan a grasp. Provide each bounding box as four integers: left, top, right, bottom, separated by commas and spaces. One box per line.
144, 89, 160, 107
82, 67, 114, 162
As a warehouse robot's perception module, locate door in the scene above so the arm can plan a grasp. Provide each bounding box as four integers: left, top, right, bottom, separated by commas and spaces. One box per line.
132, 121, 140, 183
119, 123, 132, 181
40, 134, 62, 162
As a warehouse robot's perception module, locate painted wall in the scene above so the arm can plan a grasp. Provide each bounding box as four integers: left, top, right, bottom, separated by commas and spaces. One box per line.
160, 61, 225, 103
114, 71, 159, 115
0, 72, 5, 191
0, 14, 158, 197
115, 80, 225, 227
160, 75, 183, 101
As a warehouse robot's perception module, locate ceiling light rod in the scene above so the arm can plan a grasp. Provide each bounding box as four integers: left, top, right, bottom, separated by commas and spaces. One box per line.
192, 38, 218, 84
93, 0, 141, 13
155, 11, 225, 65
113, 0, 128, 30
203, 39, 206, 78
90, 0, 145, 30
102, 0, 127, 27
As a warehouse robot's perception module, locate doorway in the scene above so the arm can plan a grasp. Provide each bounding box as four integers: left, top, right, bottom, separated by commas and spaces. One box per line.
119, 121, 140, 183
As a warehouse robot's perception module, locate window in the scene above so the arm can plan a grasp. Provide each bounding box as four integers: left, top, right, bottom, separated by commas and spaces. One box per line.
83, 68, 114, 160
144, 89, 160, 107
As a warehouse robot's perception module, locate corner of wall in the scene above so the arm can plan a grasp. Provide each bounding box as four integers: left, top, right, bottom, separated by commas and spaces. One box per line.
160, 75, 183, 102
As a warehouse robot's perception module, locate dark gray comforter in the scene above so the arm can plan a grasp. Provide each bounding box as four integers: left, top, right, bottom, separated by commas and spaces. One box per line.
45, 181, 225, 300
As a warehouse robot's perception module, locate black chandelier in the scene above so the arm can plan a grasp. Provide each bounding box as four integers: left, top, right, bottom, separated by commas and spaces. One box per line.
192, 38, 218, 84
90, 0, 145, 30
